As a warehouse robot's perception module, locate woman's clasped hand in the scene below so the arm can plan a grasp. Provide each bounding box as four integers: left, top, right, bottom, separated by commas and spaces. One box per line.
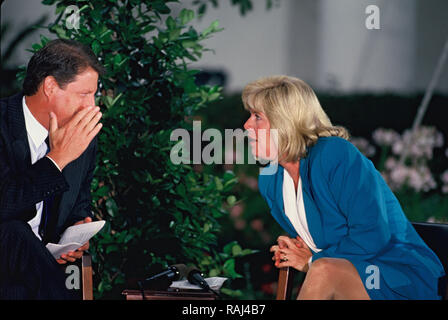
270, 236, 313, 272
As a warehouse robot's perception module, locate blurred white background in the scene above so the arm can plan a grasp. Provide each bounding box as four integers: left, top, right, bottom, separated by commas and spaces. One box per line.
2, 0, 447, 93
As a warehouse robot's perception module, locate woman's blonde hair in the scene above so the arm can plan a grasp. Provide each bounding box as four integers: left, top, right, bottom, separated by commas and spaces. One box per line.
242, 75, 350, 162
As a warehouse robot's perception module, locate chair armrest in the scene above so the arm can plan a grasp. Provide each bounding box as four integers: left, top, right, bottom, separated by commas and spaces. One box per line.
276, 267, 295, 300
82, 253, 93, 300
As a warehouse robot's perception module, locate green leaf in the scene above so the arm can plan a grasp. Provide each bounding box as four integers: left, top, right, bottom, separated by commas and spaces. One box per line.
214, 176, 223, 191
223, 259, 242, 279
166, 16, 176, 30
202, 20, 220, 37
220, 288, 243, 298
223, 241, 238, 255
208, 268, 220, 277
169, 28, 181, 41
105, 198, 118, 217
51, 25, 68, 39
208, 92, 220, 102
180, 9, 195, 25
226, 195, 237, 206
231, 244, 242, 256
106, 245, 119, 254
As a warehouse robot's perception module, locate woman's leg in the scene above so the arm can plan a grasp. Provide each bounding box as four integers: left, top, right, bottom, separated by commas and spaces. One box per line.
297, 257, 370, 300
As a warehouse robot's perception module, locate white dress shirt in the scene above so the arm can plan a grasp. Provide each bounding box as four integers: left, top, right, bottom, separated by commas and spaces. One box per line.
23, 97, 60, 239
282, 168, 322, 267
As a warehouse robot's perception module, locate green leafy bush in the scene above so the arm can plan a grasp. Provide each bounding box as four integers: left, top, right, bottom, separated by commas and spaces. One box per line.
25, 0, 259, 298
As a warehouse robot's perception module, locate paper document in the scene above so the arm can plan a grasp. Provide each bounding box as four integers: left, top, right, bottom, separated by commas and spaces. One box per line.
169, 277, 228, 291
46, 220, 106, 259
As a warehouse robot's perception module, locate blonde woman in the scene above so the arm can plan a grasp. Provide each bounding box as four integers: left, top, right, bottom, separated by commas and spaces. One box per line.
243, 76, 445, 300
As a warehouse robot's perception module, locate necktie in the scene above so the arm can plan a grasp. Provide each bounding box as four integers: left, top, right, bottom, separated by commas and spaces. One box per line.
38, 136, 55, 240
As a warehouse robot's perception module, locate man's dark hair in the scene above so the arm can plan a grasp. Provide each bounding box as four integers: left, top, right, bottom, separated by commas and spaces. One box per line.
23, 39, 105, 96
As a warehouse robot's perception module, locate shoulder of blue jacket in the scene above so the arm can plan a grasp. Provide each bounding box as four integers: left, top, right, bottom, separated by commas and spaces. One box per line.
309, 136, 361, 163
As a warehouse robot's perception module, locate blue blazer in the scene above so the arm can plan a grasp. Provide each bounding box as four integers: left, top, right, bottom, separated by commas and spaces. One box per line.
258, 136, 445, 299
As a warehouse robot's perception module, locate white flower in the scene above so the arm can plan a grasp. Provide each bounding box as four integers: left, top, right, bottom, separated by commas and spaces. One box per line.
441, 170, 448, 194
372, 128, 400, 147
351, 137, 376, 158
383, 158, 437, 192
397, 126, 444, 160
407, 166, 437, 192
442, 170, 448, 184
392, 140, 403, 155
376, 126, 445, 194
389, 164, 408, 190
385, 157, 397, 170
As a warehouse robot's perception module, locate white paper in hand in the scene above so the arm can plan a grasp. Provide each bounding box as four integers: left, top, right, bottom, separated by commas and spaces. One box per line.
45, 243, 83, 260
46, 220, 106, 259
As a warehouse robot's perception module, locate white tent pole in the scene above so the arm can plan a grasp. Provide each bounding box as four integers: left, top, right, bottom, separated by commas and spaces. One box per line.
399, 36, 448, 164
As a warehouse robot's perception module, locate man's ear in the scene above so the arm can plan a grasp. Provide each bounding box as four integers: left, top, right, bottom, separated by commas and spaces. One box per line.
42, 76, 59, 99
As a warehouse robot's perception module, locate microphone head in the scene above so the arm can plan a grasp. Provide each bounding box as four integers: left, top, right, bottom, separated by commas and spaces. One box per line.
186, 266, 200, 277
171, 264, 188, 280
141, 264, 187, 290
187, 266, 209, 289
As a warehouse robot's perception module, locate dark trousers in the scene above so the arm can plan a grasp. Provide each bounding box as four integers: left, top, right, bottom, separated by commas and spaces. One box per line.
0, 220, 74, 299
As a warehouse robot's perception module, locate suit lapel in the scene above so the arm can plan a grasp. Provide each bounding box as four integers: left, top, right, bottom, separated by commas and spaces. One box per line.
7, 93, 32, 172
5, 94, 38, 222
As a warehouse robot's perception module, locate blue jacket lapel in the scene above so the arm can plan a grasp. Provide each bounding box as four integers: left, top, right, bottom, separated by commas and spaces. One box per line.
259, 154, 326, 249
263, 165, 298, 238
299, 156, 324, 250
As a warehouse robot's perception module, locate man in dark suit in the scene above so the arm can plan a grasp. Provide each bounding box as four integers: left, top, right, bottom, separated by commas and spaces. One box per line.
0, 39, 104, 299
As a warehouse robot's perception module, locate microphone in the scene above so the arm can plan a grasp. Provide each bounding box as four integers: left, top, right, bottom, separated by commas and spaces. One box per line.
144, 264, 187, 282
187, 266, 220, 298
139, 264, 187, 291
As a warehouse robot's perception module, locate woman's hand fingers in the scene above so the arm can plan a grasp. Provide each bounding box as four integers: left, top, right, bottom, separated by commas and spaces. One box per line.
271, 237, 312, 269
292, 237, 303, 248
295, 236, 308, 248
273, 246, 312, 272
277, 235, 294, 249
270, 245, 280, 261
277, 236, 298, 249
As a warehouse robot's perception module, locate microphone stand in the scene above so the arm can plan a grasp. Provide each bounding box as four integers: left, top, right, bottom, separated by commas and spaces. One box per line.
138, 279, 146, 300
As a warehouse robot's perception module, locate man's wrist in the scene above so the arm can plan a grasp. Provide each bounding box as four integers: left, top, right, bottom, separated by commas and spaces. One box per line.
46, 155, 63, 172
46, 151, 68, 171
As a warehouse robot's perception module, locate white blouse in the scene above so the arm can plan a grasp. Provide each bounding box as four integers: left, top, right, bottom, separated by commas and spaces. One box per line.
282, 169, 322, 256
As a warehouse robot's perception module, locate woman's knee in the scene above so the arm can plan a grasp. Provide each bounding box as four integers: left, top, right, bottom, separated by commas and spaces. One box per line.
300, 258, 364, 299
307, 257, 358, 283
309, 258, 339, 274
311, 257, 356, 270
304, 258, 339, 289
